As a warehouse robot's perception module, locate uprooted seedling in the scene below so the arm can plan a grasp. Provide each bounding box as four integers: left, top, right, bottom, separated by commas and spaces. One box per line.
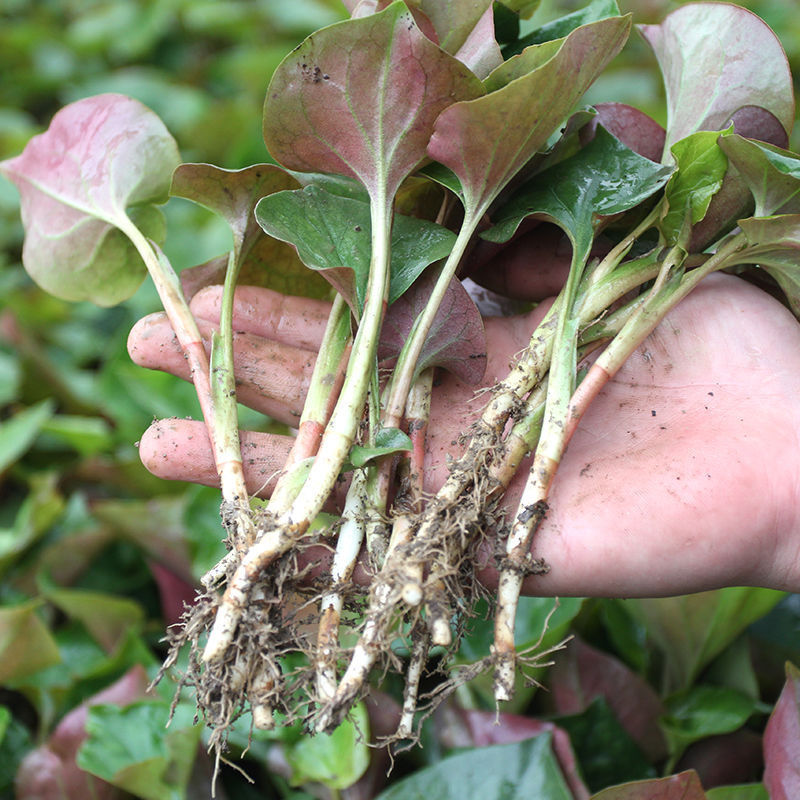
4, 0, 800, 774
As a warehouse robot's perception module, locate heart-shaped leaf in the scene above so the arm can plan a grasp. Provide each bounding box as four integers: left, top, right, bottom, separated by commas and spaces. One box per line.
640, 3, 795, 158
719, 134, 800, 218
763, 662, 800, 800
378, 268, 487, 383
483, 126, 672, 265
255, 185, 457, 311
427, 15, 631, 223
0, 94, 180, 306
263, 1, 484, 204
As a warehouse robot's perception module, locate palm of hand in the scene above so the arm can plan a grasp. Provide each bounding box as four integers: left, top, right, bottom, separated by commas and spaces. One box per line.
129, 273, 800, 596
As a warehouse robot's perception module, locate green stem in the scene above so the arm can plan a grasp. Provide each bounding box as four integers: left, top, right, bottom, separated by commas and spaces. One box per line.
279, 196, 393, 532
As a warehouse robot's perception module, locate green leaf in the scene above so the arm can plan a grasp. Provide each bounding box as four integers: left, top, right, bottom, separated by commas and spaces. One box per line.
40, 414, 114, 456
496, 0, 541, 20
640, 4, 795, 157
78, 700, 201, 800
660, 685, 757, 769
659, 129, 730, 246
0, 705, 32, 796
285, 701, 370, 790
428, 16, 631, 223
255, 185, 457, 311
348, 427, 413, 469
0, 94, 180, 305
0, 601, 61, 683
263, 2, 484, 203
718, 134, 800, 218
552, 698, 655, 792
483, 126, 672, 264
727, 214, 800, 319
376, 734, 573, 799
625, 588, 786, 690
41, 583, 145, 653
706, 786, 768, 800
0, 472, 64, 578
0, 398, 54, 473
503, 0, 620, 56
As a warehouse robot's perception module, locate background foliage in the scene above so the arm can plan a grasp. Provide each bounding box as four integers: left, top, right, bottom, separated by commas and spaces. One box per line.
1, 1, 799, 798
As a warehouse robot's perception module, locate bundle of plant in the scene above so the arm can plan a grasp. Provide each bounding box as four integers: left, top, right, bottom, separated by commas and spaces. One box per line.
3, 0, 800, 762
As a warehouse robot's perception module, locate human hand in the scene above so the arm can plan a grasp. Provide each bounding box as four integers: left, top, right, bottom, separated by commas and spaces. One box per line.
128, 234, 800, 597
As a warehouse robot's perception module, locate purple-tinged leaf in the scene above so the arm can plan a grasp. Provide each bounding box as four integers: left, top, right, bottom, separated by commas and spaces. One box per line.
170, 163, 331, 300
379, 269, 486, 383
639, 3, 795, 158
763, 664, 800, 800
718, 134, 800, 218
255, 185, 456, 312
427, 15, 631, 220
590, 771, 707, 800
450, 3, 502, 79
549, 637, 667, 762
170, 162, 296, 255
399, 0, 501, 78
0, 94, 179, 306
582, 103, 665, 163
263, 2, 484, 203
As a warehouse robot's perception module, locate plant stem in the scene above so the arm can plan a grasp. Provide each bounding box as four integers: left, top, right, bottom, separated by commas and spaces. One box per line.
119, 218, 249, 509
203, 196, 394, 665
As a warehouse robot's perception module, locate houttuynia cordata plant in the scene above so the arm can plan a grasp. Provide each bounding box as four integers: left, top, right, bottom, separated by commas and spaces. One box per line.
3, 0, 800, 776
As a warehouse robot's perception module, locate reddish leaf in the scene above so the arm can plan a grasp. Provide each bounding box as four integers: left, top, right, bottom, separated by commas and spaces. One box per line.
0, 94, 179, 306
15, 666, 149, 800
263, 2, 483, 202
427, 15, 630, 219
379, 270, 486, 384
548, 637, 667, 762
677, 730, 763, 789
590, 771, 707, 800
581, 103, 666, 163
763, 663, 800, 800
639, 4, 795, 156
170, 163, 297, 253
171, 163, 331, 299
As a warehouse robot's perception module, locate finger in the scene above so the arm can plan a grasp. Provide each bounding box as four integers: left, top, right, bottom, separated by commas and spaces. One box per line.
128, 314, 316, 425
139, 419, 293, 496
189, 286, 332, 351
